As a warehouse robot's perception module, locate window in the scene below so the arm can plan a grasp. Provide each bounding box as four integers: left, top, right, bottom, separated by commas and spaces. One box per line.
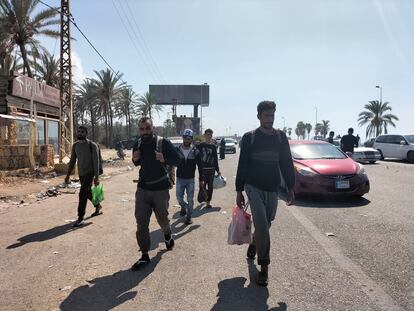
15, 120, 31, 144
37, 119, 45, 145
375, 136, 385, 143
47, 120, 59, 154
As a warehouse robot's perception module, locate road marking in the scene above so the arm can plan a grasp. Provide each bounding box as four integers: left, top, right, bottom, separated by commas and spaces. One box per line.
287, 207, 404, 311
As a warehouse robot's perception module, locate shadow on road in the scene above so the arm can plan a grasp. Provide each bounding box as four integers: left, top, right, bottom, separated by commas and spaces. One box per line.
171, 204, 222, 220
6, 220, 93, 249
60, 250, 166, 311
211, 259, 287, 311
279, 192, 370, 209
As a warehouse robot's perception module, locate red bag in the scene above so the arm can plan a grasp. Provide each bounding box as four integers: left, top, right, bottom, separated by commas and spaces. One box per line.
227, 206, 252, 245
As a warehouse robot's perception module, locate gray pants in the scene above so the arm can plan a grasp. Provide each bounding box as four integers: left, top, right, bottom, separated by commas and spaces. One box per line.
135, 187, 172, 253
245, 184, 278, 266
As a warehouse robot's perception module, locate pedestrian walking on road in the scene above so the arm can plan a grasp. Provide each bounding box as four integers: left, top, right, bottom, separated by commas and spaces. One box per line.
175, 129, 204, 225
65, 125, 103, 228
235, 100, 295, 286
340, 128, 358, 153
197, 129, 221, 208
220, 137, 226, 160
131, 117, 180, 271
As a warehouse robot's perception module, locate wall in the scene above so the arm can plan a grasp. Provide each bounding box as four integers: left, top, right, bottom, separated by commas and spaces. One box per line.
0, 144, 54, 170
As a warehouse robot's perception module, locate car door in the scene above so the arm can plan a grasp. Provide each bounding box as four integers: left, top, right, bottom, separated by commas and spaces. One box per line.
388, 135, 403, 158
393, 135, 408, 159
379, 135, 393, 158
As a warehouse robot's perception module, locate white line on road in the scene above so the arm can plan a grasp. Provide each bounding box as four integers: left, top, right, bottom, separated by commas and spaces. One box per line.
287, 206, 404, 311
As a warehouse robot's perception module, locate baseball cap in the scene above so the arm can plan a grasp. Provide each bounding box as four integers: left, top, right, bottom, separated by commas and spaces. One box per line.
183, 129, 193, 138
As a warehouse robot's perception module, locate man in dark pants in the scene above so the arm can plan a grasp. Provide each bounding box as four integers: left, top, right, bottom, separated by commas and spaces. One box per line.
220, 137, 226, 160
65, 126, 102, 228
341, 128, 359, 153
235, 101, 295, 286
131, 117, 180, 271
197, 129, 221, 208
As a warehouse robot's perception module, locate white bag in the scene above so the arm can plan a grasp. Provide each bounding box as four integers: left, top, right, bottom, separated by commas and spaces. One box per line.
213, 175, 227, 189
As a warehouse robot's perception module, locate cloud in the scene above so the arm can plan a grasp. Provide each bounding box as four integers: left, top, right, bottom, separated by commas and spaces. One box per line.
71, 51, 87, 85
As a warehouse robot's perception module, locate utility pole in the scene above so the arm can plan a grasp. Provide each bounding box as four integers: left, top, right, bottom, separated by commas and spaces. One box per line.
59, 0, 73, 162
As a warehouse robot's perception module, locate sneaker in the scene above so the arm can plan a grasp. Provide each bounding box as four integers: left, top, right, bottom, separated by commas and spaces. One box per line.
165, 238, 175, 250
91, 204, 103, 217
257, 265, 268, 287
131, 254, 150, 271
184, 217, 193, 225
206, 202, 212, 208
247, 244, 256, 259
179, 209, 186, 216
72, 218, 84, 228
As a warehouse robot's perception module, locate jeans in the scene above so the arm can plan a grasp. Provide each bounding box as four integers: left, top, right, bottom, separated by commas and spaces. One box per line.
176, 177, 195, 218
245, 183, 278, 266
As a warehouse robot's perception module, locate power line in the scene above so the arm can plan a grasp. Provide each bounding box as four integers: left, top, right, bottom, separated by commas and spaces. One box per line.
37, 0, 127, 84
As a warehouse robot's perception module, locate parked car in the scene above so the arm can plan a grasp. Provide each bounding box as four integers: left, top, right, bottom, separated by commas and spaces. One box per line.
224, 138, 237, 154
287, 140, 370, 197
363, 138, 376, 147
351, 147, 382, 164
373, 134, 414, 163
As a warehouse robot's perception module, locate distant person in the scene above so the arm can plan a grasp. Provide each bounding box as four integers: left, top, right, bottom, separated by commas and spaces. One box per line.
356, 134, 361, 146
327, 131, 335, 144
131, 117, 180, 271
197, 129, 221, 208
235, 100, 295, 287
340, 128, 358, 153
175, 129, 204, 225
65, 126, 102, 228
220, 137, 226, 160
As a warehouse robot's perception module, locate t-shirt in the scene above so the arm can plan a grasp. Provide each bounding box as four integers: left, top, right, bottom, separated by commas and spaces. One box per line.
68, 139, 99, 177
181, 146, 191, 159
197, 142, 219, 172
340, 134, 358, 153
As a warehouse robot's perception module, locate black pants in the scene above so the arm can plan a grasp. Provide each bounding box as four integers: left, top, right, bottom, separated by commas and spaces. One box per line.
203, 168, 215, 202
78, 174, 98, 219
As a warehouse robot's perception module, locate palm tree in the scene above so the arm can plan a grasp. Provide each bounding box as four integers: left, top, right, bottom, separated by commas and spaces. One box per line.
138, 91, 163, 119
358, 100, 399, 138
296, 121, 306, 139
305, 123, 312, 139
320, 120, 330, 138
92, 69, 125, 146
314, 123, 322, 137
114, 86, 140, 138
0, 0, 60, 78
33, 51, 60, 87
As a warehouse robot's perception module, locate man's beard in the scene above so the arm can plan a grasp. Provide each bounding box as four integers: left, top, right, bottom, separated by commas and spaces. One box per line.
262, 122, 273, 129
183, 142, 191, 147
141, 133, 153, 141
77, 135, 86, 140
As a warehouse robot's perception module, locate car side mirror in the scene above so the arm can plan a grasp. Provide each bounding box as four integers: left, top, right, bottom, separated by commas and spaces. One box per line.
400, 140, 407, 145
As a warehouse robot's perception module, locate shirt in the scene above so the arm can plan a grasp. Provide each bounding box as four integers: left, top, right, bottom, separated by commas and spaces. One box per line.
340, 134, 358, 153
197, 142, 220, 173
68, 139, 99, 177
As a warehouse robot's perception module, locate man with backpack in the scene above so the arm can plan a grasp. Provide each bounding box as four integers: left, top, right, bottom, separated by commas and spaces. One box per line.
65, 125, 103, 228
235, 101, 295, 286
175, 129, 204, 225
131, 117, 180, 271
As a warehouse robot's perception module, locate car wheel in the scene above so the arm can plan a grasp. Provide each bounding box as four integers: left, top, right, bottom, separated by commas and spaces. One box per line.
377, 149, 384, 160
407, 151, 414, 164
369, 161, 376, 164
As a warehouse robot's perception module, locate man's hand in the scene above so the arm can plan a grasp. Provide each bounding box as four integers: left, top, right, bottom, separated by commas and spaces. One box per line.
94, 176, 100, 186
217, 172, 222, 176
64, 175, 70, 184
132, 150, 141, 162
236, 191, 245, 208
286, 189, 295, 206
155, 152, 165, 163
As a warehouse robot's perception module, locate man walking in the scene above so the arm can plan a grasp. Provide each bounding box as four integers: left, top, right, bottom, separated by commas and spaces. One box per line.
340, 128, 359, 153
65, 126, 102, 228
131, 117, 180, 271
220, 137, 226, 160
235, 100, 295, 286
327, 131, 335, 144
175, 129, 204, 225
197, 129, 221, 208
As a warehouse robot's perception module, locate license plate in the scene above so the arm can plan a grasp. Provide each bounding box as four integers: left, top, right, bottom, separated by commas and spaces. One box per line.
336, 180, 350, 189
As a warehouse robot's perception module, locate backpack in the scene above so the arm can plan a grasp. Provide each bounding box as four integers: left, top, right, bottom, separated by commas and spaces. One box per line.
88, 141, 103, 175
250, 128, 282, 145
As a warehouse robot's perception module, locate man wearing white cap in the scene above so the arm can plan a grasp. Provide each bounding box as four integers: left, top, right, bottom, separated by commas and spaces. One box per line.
175, 129, 204, 224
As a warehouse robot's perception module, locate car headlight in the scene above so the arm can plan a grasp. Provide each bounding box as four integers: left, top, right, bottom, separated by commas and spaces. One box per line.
295, 165, 318, 176
357, 164, 367, 175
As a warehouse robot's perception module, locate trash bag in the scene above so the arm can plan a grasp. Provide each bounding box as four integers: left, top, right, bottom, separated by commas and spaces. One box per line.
213, 175, 227, 189
227, 206, 252, 245
91, 184, 104, 206
197, 184, 208, 203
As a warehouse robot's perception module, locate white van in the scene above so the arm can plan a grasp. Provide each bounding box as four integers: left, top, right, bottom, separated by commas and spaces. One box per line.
373, 134, 414, 163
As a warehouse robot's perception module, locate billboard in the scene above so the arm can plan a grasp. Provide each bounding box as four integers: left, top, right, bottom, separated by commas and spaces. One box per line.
175, 117, 200, 136
149, 84, 209, 107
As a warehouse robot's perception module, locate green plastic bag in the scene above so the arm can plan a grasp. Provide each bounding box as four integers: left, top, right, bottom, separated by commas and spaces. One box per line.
91, 184, 104, 206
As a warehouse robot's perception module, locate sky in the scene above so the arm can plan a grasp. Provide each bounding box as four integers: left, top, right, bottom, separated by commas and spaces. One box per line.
39, 0, 414, 139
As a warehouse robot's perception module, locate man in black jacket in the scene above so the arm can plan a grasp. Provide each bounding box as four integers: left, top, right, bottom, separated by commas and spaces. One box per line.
197, 128, 221, 208
235, 101, 295, 287
175, 129, 204, 225
131, 117, 180, 271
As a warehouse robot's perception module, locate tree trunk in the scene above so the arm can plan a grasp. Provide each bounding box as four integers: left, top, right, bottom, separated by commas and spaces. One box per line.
19, 43, 33, 78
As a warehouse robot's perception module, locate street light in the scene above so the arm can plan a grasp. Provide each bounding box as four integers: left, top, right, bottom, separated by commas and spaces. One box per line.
376, 85, 382, 104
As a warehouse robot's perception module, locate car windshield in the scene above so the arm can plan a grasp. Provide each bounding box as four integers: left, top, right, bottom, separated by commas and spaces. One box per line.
290, 143, 347, 160
225, 138, 235, 143
404, 135, 414, 144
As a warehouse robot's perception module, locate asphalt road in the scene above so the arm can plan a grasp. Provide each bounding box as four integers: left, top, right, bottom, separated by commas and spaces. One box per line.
0, 154, 413, 311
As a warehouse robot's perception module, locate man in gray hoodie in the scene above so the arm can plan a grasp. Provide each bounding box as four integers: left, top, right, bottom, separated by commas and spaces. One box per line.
65, 126, 102, 227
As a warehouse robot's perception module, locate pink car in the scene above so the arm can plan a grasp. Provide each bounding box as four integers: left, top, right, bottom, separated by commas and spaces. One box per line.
288, 140, 370, 197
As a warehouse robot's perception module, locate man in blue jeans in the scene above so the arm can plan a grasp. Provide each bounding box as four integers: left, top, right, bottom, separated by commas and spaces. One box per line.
235, 100, 295, 287
175, 129, 204, 225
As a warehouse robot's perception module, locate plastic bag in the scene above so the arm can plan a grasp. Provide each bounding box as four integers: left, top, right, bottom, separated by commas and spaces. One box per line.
227, 206, 252, 245
213, 175, 227, 189
197, 184, 207, 203
91, 184, 104, 206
